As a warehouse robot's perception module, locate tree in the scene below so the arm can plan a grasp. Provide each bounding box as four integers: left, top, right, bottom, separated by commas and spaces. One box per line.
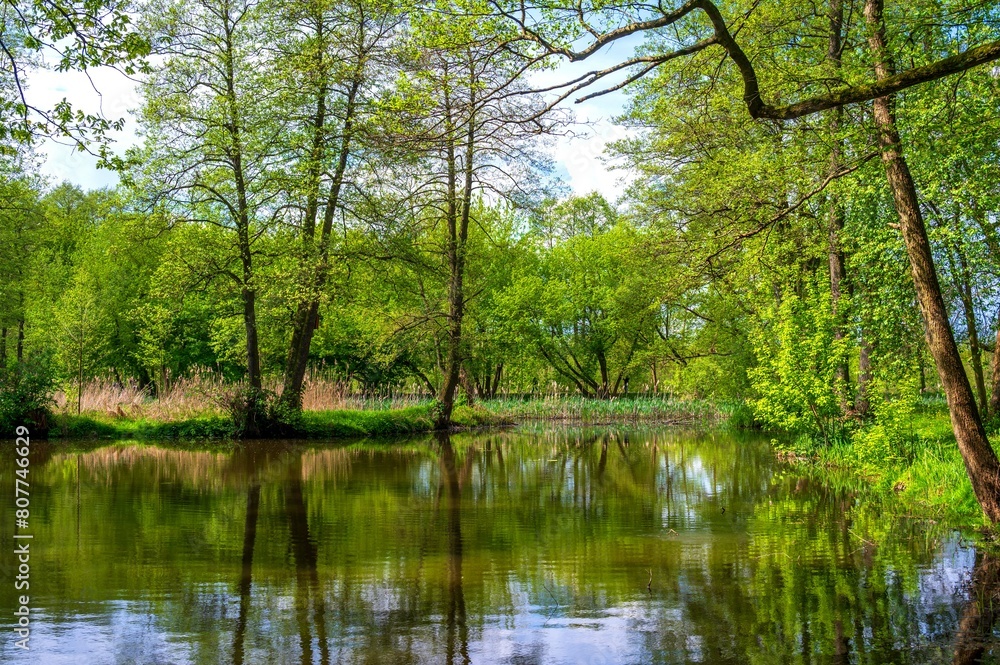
499, 196, 660, 398
275, 0, 406, 411
135, 0, 286, 404
377, 6, 561, 426
500, 0, 1000, 521
0, 0, 149, 148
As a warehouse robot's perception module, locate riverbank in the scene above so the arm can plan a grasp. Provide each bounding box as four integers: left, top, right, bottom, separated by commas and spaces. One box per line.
48, 404, 512, 440
38, 395, 998, 527
42, 396, 730, 440
476, 395, 735, 425
784, 405, 991, 527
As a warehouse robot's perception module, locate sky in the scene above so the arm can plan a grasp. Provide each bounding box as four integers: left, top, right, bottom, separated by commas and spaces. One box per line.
33, 38, 642, 201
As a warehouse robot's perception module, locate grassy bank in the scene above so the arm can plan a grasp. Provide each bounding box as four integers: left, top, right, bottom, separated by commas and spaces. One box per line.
41, 395, 728, 440
477, 395, 729, 425
48, 404, 511, 440
781, 404, 989, 526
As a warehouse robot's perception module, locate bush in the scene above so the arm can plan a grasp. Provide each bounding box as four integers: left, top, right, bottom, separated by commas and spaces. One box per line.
215, 384, 295, 438
0, 361, 56, 436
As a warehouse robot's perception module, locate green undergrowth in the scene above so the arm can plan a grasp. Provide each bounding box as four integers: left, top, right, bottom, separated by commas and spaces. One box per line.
780, 406, 988, 526
48, 403, 512, 440
478, 395, 724, 424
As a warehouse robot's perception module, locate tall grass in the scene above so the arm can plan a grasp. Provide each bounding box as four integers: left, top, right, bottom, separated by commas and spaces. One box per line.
55, 368, 430, 420
478, 395, 721, 424
55, 371, 226, 420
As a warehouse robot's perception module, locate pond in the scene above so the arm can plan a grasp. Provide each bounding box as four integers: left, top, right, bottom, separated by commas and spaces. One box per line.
0, 427, 998, 664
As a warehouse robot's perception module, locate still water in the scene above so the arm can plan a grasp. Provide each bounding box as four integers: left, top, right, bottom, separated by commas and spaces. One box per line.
0, 428, 998, 664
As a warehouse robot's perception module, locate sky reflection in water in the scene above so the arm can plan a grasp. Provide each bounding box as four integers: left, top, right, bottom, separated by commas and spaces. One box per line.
0, 428, 997, 664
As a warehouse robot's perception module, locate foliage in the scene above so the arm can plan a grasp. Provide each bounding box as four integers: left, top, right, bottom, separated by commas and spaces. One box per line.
748, 278, 848, 444
0, 360, 56, 435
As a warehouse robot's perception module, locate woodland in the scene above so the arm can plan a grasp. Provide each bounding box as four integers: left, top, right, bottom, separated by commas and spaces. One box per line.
6, 0, 1000, 520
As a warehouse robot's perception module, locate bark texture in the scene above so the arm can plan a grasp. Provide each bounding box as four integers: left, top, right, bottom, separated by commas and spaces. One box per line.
866, 0, 1000, 522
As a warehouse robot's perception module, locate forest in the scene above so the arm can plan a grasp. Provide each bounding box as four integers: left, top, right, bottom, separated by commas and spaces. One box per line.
5, 0, 1000, 522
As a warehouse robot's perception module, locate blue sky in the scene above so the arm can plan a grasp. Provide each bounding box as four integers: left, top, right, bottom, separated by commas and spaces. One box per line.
34, 41, 641, 201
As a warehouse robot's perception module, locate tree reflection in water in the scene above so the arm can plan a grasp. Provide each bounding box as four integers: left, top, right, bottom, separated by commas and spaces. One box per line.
2, 430, 999, 664
954, 550, 1000, 665
439, 433, 470, 665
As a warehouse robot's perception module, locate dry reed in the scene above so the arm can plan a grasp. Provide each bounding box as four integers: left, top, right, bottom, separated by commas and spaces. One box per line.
57, 367, 429, 419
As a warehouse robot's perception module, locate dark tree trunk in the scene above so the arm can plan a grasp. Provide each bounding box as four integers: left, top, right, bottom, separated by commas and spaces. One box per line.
866, 0, 1000, 522
436, 76, 474, 429
459, 365, 476, 406
280, 73, 361, 411
827, 0, 851, 410
16, 318, 23, 364
955, 249, 988, 416
991, 323, 1000, 418
222, 15, 262, 395
0, 327, 6, 370
232, 482, 260, 665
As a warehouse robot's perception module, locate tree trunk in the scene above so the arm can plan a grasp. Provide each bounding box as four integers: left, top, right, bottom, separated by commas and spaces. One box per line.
459, 365, 476, 406
990, 323, 1000, 418
827, 0, 851, 411
0, 327, 6, 371
490, 362, 503, 398
866, 0, 1000, 522
280, 73, 362, 411
16, 318, 23, 364
956, 249, 988, 416
856, 331, 872, 417
436, 75, 474, 429
223, 16, 262, 394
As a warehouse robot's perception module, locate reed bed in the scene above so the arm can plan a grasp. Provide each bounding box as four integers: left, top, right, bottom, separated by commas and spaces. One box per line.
55, 368, 430, 419
55, 371, 227, 420
478, 395, 722, 424
55, 371, 722, 428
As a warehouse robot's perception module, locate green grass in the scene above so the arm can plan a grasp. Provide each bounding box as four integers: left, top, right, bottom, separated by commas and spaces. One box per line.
478, 395, 723, 425
807, 406, 987, 526
48, 403, 513, 441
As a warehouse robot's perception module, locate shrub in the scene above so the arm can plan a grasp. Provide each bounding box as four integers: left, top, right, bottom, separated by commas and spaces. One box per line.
0, 360, 56, 436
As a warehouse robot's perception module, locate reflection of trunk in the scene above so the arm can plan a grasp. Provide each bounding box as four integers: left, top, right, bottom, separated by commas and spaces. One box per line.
438, 436, 469, 665
232, 483, 260, 665
952, 550, 1000, 665
865, 0, 1000, 521
285, 456, 329, 665
596, 436, 609, 483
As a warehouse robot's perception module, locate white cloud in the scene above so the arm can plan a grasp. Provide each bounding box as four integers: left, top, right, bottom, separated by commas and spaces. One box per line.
30, 65, 140, 190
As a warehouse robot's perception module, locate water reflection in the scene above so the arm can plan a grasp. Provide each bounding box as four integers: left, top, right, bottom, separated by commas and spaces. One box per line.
953, 551, 1000, 665
440, 434, 469, 665
0, 429, 997, 664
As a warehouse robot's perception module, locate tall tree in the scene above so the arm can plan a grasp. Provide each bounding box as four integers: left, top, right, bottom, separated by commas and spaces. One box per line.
276, 0, 405, 411
381, 6, 559, 426
135, 0, 285, 401
499, 0, 1000, 521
